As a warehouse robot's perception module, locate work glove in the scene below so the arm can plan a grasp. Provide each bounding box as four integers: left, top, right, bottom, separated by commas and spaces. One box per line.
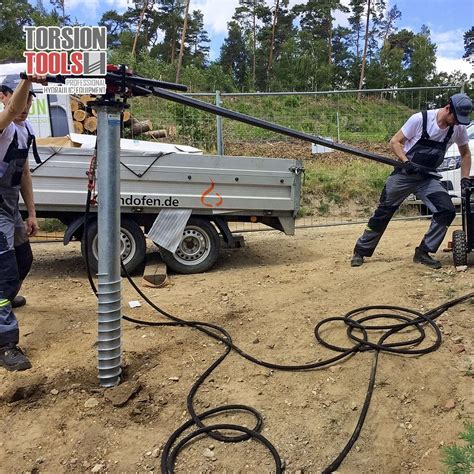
403, 161, 418, 175
461, 177, 471, 195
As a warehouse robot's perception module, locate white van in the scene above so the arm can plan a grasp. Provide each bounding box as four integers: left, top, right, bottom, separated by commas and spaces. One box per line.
439, 122, 474, 205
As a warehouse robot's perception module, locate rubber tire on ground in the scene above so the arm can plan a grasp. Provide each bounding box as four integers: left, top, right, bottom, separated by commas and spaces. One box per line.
81, 217, 147, 275
159, 218, 220, 274
452, 229, 468, 267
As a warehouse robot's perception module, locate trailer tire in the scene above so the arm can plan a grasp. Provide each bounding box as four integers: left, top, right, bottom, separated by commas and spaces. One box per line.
452, 230, 467, 267
81, 217, 146, 275
159, 218, 220, 274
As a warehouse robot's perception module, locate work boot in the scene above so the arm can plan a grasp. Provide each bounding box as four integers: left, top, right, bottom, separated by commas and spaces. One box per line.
12, 295, 26, 308
0, 343, 32, 371
413, 247, 441, 269
351, 252, 364, 267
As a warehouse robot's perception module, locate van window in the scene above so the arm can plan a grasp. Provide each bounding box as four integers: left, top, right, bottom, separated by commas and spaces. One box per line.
49, 104, 69, 136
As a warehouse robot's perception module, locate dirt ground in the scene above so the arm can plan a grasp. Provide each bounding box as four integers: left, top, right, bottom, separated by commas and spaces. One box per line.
0, 220, 472, 474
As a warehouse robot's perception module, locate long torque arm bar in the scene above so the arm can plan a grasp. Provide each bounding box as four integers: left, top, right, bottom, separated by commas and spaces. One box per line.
22, 69, 406, 169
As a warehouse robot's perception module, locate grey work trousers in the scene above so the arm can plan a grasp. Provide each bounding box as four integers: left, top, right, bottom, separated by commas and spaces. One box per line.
0, 204, 32, 347
354, 171, 456, 257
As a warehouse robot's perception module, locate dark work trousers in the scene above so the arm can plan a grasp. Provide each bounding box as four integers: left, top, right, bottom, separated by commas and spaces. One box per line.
0, 127, 34, 348
0, 203, 32, 347
354, 171, 456, 257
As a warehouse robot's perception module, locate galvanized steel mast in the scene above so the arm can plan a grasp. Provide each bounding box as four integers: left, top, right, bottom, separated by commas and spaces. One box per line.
95, 102, 123, 387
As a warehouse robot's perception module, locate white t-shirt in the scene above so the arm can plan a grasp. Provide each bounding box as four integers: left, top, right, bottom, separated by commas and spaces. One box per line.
401, 109, 469, 153
0, 120, 33, 164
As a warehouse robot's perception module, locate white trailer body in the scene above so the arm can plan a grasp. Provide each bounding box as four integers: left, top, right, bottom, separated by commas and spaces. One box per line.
22, 138, 303, 273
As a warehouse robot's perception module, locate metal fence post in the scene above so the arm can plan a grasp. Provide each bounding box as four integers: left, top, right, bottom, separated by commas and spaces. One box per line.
336, 111, 340, 143
215, 90, 224, 155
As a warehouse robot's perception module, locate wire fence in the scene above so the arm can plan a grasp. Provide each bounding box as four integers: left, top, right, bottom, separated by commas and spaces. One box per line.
127, 85, 461, 151
35, 85, 464, 238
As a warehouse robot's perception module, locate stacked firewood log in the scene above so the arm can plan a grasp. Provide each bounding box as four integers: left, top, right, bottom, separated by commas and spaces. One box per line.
70, 95, 166, 138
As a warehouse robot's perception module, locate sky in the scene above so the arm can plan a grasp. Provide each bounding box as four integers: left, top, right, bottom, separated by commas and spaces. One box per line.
59, 0, 473, 75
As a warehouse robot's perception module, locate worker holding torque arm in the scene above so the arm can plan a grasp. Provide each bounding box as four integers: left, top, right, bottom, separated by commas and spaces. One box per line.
0, 74, 44, 371
351, 93, 472, 269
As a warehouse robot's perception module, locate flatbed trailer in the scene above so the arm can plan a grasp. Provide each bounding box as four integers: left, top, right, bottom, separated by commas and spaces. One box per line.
21, 136, 303, 274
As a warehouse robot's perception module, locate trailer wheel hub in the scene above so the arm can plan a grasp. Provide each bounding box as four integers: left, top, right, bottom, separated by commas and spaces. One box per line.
175, 227, 211, 265
119, 230, 135, 262
92, 227, 136, 264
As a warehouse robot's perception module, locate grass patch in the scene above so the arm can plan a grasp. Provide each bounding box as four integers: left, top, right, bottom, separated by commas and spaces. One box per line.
302, 160, 391, 212
442, 422, 473, 473
39, 219, 66, 233
127, 93, 415, 152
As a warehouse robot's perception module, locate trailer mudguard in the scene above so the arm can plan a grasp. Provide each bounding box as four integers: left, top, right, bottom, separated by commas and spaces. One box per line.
63, 215, 87, 245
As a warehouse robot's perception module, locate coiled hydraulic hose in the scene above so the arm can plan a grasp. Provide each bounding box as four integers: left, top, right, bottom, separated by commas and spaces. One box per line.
82, 165, 472, 472
121, 276, 472, 474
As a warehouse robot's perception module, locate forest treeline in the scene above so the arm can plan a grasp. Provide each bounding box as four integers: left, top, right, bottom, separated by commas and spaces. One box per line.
2, 0, 473, 93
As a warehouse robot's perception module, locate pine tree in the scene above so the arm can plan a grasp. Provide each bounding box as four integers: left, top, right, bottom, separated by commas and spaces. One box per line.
358, 0, 371, 94
186, 10, 211, 68
235, 0, 267, 89
175, 0, 191, 81
260, 0, 296, 90
331, 27, 354, 88
219, 20, 251, 90
463, 27, 474, 64
379, 4, 401, 42
348, 0, 365, 59
267, 0, 280, 81
158, 0, 186, 64
99, 10, 131, 48
408, 26, 437, 86
50, 0, 70, 26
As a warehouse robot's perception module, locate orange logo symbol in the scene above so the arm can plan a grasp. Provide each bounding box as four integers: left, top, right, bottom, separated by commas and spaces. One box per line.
200, 179, 223, 208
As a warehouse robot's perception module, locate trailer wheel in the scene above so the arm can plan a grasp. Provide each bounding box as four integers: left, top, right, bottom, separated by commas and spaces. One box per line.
452, 230, 468, 267
159, 218, 220, 274
81, 217, 146, 275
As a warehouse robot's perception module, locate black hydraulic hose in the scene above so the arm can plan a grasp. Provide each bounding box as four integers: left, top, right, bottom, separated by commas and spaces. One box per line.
322, 351, 379, 474
83, 187, 97, 296
79, 145, 474, 473
115, 257, 473, 473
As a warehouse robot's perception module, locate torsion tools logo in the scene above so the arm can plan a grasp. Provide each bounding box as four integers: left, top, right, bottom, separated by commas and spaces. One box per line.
23, 26, 107, 76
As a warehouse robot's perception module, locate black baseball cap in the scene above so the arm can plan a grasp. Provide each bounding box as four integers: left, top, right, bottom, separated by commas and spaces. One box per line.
0, 74, 36, 97
449, 93, 472, 125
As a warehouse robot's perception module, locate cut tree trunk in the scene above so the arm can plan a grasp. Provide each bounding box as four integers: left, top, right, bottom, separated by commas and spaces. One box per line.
143, 129, 167, 139
73, 109, 87, 122
70, 98, 84, 112
84, 116, 97, 133
73, 121, 84, 133
131, 119, 152, 135
122, 110, 131, 125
